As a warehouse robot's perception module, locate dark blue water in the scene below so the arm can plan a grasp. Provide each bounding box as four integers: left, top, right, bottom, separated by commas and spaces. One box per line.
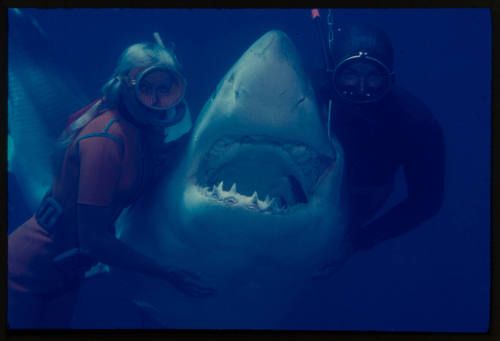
8, 8, 491, 331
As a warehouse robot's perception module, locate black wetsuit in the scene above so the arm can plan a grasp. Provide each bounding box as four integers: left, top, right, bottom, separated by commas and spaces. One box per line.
318, 79, 445, 251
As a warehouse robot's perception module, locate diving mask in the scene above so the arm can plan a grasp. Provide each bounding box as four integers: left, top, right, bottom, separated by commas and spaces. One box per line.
124, 65, 187, 127
332, 51, 393, 104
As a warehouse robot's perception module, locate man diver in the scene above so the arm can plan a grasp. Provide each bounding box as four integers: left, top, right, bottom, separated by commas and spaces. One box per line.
312, 22, 445, 278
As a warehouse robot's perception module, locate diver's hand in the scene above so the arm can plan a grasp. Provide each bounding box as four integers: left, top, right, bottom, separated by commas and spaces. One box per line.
164, 266, 216, 297
313, 240, 356, 280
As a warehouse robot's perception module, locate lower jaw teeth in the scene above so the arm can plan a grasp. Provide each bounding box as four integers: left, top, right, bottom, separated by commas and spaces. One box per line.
200, 181, 289, 213
223, 196, 238, 205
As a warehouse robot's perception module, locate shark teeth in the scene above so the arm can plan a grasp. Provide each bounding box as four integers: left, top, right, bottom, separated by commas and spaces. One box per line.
199, 135, 336, 201
201, 183, 289, 214
250, 191, 259, 204
211, 184, 219, 198
217, 181, 224, 193
230, 183, 237, 194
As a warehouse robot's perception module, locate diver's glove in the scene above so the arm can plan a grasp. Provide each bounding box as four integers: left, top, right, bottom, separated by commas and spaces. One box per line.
163, 266, 216, 298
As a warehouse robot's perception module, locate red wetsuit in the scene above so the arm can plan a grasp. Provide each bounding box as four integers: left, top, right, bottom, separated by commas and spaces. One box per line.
8, 100, 150, 328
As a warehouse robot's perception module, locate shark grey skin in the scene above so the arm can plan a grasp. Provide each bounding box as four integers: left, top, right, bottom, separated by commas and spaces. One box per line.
111, 30, 346, 329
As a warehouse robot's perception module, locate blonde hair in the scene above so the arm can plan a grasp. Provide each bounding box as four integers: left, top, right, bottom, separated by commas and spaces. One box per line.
101, 41, 182, 110
53, 41, 182, 173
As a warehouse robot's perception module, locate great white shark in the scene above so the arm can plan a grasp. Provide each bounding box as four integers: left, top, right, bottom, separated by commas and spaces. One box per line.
8, 9, 347, 329
108, 30, 346, 329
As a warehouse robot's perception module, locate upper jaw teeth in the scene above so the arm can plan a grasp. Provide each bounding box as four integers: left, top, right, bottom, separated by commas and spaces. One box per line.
201, 181, 289, 213
197, 135, 336, 200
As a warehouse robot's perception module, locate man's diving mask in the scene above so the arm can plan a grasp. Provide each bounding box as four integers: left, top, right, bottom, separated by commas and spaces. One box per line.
125, 65, 187, 127
332, 51, 394, 104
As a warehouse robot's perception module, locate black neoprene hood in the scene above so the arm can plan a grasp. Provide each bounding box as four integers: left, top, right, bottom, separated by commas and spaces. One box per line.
328, 24, 395, 104
331, 24, 394, 71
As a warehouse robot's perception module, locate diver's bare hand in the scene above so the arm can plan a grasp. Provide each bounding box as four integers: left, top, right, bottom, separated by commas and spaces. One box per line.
164, 266, 216, 297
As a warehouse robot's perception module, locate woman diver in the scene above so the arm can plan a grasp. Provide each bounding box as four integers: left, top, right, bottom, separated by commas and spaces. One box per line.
8, 34, 214, 328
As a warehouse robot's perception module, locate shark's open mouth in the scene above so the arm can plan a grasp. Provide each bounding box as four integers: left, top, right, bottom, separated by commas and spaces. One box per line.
195, 135, 335, 214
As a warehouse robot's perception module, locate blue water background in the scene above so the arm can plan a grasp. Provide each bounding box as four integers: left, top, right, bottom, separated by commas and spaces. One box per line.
8, 8, 491, 331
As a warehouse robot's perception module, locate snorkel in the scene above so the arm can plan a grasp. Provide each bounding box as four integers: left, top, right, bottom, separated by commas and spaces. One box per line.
312, 9, 334, 73
153, 32, 165, 48
311, 9, 335, 141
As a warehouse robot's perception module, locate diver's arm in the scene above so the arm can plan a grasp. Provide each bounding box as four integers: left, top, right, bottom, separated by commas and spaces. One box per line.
349, 118, 445, 252
77, 204, 213, 297
77, 204, 172, 279
76, 204, 212, 297
76, 135, 213, 297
